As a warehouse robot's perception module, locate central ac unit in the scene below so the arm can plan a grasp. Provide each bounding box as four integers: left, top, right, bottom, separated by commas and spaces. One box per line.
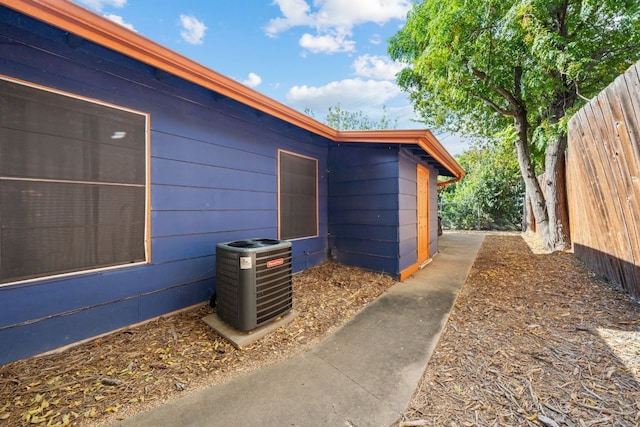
215, 238, 292, 332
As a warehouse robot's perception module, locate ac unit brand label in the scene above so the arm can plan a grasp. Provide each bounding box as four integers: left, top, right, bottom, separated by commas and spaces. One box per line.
266, 258, 284, 268
240, 256, 252, 270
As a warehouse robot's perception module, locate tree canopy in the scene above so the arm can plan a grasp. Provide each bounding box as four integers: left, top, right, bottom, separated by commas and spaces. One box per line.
389, 0, 640, 249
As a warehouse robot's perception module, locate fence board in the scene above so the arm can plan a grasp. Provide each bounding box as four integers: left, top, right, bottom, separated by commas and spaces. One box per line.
567, 61, 640, 300
570, 106, 626, 282
605, 83, 640, 249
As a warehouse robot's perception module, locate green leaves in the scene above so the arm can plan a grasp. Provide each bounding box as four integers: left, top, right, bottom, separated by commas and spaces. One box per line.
390, 0, 639, 246
388, 0, 640, 146
440, 141, 525, 230
306, 104, 398, 130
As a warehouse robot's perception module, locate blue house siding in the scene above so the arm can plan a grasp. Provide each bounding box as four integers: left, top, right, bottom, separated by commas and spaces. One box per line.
0, 8, 328, 364
0, 3, 463, 365
428, 166, 439, 257
328, 144, 401, 276
328, 145, 441, 278
398, 152, 419, 272
399, 152, 441, 269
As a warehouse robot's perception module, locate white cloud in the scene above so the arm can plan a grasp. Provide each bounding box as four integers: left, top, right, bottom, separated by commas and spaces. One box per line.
313, 0, 411, 28
241, 73, 262, 88
179, 14, 207, 45
264, 0, 313, 36
266, 0, 411, 34
352, 55, 404, 80
285, 78, 437, 132
103, 14, 136, 31
76, 0, 126, 11
265, 0, 411, 54
286, 78, 402, 111
299, 33, 355, 54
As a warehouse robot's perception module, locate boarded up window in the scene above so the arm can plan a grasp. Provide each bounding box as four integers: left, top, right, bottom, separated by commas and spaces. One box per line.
278, 150, 318, 240
0, 77, 147, 284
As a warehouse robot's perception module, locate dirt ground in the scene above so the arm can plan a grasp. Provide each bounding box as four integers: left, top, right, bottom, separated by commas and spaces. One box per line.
1, 233, 639, 427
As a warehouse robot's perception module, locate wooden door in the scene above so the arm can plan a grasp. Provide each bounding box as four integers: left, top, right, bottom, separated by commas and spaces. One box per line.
417, 164, 430, 265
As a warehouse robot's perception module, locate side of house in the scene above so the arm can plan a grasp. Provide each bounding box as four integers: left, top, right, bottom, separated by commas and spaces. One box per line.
0, 0, 464, 365
0, 4, 330, 364
328, 144, 440, 277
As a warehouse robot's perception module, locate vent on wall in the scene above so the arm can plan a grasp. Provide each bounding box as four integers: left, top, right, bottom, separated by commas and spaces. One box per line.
215, 238, 293, 332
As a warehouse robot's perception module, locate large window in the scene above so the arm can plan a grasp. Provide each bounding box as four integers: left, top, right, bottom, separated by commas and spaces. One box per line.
0, 76, 148, 285
278, 150, 318, 240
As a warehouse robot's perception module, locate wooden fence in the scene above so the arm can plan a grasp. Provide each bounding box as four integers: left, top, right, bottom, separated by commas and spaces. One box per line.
566, 61, 640, 300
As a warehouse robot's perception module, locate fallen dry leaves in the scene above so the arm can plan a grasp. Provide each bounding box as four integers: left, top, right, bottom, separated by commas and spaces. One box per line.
0, 262, 395, 426
397, 234, 640, 427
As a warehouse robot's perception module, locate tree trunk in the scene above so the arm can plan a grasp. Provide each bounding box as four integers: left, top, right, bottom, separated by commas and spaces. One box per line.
513, 114, 550, 242
542, 68, 575, 251
523, 188, 536, 233
543, 134, 571, 250
515, 139, 549, 240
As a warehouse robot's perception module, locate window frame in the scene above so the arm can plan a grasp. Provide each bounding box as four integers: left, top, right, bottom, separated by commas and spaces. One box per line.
0, 75, 150, 287
277, 149, 319, 241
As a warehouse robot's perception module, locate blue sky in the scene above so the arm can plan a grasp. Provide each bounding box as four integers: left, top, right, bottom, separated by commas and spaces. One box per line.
71, 0, 468, 155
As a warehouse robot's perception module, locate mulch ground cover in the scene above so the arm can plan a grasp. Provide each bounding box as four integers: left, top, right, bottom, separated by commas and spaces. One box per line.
2, 233, 639, 427
0, 263, 395, 426
397, 234, 640, 427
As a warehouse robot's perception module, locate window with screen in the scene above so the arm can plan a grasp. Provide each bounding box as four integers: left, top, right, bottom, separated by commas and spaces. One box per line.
0, 76, 148, 284
278, 150, 318, 240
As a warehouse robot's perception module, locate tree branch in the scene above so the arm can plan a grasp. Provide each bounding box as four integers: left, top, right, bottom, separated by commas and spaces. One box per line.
574, 81, 592, 102
470, 93, 516, 117
471, 67, 521, 112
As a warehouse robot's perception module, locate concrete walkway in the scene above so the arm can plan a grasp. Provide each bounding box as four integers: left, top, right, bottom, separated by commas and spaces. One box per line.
114, 233, 484, 427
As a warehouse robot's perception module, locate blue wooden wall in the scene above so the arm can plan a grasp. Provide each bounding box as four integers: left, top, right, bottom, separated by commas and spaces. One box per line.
398, 152, 419, 272
328, 144, 401, 275
328, 145, 440, 277
0, 7, 328, 365
398, 151, 439, 268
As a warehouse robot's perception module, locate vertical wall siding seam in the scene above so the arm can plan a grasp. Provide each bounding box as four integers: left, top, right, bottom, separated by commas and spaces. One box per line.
145, 107, 152, 263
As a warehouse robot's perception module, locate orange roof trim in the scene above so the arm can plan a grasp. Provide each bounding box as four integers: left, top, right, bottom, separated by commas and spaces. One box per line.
3, 0, 464, 183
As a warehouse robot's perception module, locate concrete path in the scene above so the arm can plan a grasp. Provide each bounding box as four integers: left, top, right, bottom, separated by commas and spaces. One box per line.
114, 232, 484, 427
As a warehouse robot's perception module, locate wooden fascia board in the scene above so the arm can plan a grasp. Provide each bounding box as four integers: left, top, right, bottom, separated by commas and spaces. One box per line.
4, 0, 465, 182
336, 130, 466, 180
3, 0, 337, 140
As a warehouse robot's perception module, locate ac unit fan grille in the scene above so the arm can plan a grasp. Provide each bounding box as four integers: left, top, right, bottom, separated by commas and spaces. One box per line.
255, 247, 292, 325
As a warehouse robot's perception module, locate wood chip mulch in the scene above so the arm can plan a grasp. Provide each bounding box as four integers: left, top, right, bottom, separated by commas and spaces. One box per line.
0, 262, 396, 426
2, 234, 639, 427
397, 234, 640, 427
